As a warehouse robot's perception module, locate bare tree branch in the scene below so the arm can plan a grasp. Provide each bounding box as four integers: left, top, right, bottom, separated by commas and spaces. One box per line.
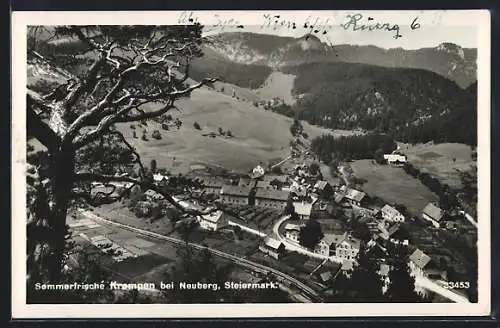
115, 78, 217, 123
62, 54, 106, 110
107, 130, 145, 176
72, 98, 140, 148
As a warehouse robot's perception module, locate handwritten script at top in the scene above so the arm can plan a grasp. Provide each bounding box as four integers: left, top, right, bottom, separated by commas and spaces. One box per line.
177, 12, 422, 42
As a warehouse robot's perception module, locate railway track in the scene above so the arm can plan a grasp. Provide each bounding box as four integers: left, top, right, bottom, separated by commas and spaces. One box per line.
80, 210, 322, 302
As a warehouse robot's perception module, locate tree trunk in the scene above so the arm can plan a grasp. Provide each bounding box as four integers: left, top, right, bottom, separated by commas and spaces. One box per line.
48, 143, 76, 282
27, 143, 75, 288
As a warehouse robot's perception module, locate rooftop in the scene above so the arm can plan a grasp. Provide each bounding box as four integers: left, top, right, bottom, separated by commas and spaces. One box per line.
409, 248, 432, 269
261, 174, 288, 183
144, 189, 164, 198
344, 188, 366, 202
321, 232, 347, 246
262, 236, 283, 250
293, 201, 314, 216
195, 176, 226, 188
381, 204, 404, 220
314, 180, 330, 190
220, 185, 251, 197
201, 210, 226, 223
284, 223, 301, 231
255, 189, 289, 201
238, 177, 252, 187
423, 203, 444, 221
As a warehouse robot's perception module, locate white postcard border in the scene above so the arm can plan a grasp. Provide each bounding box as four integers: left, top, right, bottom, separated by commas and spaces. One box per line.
11, 9, 491, 318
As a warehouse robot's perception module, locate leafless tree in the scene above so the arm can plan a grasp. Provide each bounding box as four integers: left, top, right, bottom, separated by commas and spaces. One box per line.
26, 25, 218, 285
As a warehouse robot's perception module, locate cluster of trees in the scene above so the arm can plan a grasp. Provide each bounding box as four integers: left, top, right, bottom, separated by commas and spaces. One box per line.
190, 50, 271, 89
290, 119, 304, 137
403, 163, 459, 212
311, 133, 396, 163
299, 219, 324, 250
262, 100, 295, 118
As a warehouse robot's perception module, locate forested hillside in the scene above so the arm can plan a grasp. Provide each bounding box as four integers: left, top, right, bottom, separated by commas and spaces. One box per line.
282, 62, 477, 146
190, 47, 272, 89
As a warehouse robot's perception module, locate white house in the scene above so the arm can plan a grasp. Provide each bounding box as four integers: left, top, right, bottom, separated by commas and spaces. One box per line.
293, 201, 314, 220
198, 210, 229, 231
314, 233, 346, 257
335, 235, 361, 261
153, 173, 169, 184
252, 164, 265, 179
383, 153, 407, 166
422, 203, 444, 228
284, 223, 301, 243
381, 204, 405, 222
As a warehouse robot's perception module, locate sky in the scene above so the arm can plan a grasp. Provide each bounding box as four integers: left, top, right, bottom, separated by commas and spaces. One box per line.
194, 10, 482, 50
203, 24, 477, 50
21, 10, 482, 50
214, 25, 478, 50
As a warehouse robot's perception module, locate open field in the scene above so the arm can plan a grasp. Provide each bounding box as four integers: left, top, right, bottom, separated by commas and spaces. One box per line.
350, 159, 439, 215
255, 71, 297, 105
116, 85, 354, 175
397, 142, 476, 189
91, 203, 176, 237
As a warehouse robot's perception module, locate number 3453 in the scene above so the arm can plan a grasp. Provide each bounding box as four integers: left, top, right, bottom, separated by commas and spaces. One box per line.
444, 281, 470, 289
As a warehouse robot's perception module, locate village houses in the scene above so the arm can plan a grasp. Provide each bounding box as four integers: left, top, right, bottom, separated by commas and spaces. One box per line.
259, 236, 286, 260
422, 203, 445, 228
198, 210, 230, 231
381, 204, 405, 222
338, 186, 368, 207
383, 153, 407, 166
254, 189, 290, 211
220, 185, 252, 205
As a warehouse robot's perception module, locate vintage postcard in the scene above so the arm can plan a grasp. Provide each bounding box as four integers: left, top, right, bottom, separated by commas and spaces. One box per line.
11, 10, 491, 318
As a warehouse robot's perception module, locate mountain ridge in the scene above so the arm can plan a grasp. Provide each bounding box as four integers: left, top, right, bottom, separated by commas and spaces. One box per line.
203, 32, 477, 88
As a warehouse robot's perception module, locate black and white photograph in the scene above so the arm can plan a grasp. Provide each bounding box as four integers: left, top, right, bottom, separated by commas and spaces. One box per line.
11, 10, 490, 317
